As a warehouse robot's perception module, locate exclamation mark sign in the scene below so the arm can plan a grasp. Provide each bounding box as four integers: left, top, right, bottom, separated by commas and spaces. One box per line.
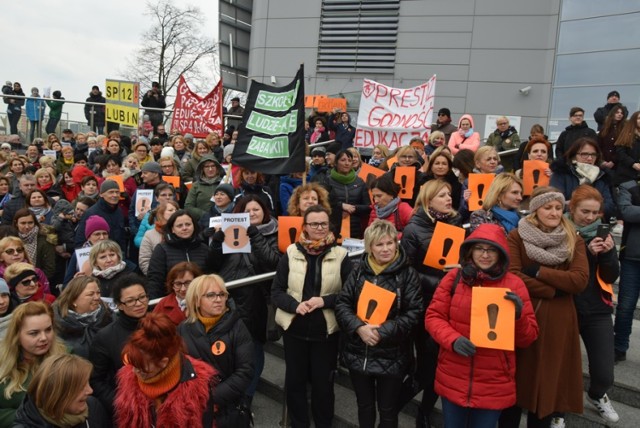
365, 299, 378, 322
233, 228, 240, 246
477, 184, 485, 206
400, 175, 407, 195
439, 238, 454, 265
532, 170, 540, 189
288, 228, 297, 245
487, 304, 499, 341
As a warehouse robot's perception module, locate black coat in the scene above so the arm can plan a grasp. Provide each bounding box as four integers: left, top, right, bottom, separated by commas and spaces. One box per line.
88, 312, 141, 417
400, 209, 463, 305
210, 221, 281, 342
147, 233, 211, 299
319, 172, 371, 239
335, 247, 423, 376
554, 122, 597, 160
178, 309, 254, 407
54, 304, 113, 359
13, 395, 108, 428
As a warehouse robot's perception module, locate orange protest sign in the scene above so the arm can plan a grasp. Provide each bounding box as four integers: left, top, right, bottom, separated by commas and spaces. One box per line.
394, 166, 416, 200
468, 173, 495, 211
522, 160, 550, 196
105, 175, 124, 193
162, 175, 181, 189
358, 162, 385, 184
423, 222, 466, 270
316, 97, 347, 113
357, 281, 396, 325
596, 267, 615, 297
387, 156, 398, 169
278, 216, 303, 253
470, 287, 515, 351
340, 213, 351, 242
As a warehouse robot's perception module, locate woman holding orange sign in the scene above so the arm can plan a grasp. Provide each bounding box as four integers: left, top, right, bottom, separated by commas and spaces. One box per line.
336, 219, 422, 428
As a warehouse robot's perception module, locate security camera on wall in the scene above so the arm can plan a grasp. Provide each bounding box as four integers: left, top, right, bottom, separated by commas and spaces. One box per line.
519, 86, 532, 95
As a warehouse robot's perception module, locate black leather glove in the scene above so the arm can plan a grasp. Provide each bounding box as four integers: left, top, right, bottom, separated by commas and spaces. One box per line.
452, 337, 476, 357
504, 291, 523, 319
521, 264, 540, 278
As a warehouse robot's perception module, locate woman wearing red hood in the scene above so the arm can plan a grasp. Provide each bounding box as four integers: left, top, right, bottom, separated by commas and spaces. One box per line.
447, 114, 481, 155
426, 223, 538, 427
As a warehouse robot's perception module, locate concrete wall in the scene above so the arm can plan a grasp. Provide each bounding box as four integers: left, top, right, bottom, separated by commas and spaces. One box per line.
248, 0, 561, 137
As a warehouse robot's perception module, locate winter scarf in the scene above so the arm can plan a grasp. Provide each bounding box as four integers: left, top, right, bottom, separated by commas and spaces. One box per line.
93, 260, 127, 279
518, 218, 570, 265
491, 207, 520, 233
19, 226, 39, 266
329, 168, 356, 185
375, 197, 400, 220
299, 230, 336, 255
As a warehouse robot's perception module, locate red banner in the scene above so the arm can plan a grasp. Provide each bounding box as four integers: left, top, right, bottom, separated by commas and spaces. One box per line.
172, 76, 223, 138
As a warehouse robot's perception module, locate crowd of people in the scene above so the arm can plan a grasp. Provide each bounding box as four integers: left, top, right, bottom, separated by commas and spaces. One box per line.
0, 86, 636, 428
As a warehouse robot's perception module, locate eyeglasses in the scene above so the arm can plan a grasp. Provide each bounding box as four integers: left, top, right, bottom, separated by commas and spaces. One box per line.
472, 246, 499, 256
306, 222, 329, 229
120, 294, 149, 307
4, 247, 25, 255
172, 280, 192, 290
19, 277, 38, 287
203, 292, 227, 301
577, 152, 597, 159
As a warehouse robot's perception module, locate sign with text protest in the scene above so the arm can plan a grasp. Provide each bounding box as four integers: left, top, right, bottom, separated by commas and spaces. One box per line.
232, 65, 305, 175
105, 79, 139, 127
355, 76, 436, 150
172, 76, 223, 138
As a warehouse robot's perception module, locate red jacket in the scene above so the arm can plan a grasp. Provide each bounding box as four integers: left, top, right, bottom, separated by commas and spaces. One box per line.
152, 294, 186, 326
425, 223, 538, 410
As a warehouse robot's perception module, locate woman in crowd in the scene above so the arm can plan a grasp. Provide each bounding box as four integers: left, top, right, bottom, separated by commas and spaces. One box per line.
565, 185, 620, 423
182, 139, 212, 182
400, 179, 463, 427
470, 173, 523, 234
0, 302, 67, 426
25, 189, 54, 226
178, 274, 255, 427
13, 209, 56, 281
13, 354, 107, 428
198, 183, 236, 232
613, 111, 640, 185
598, 103, 626, 171
137, 200, 179, 275
335, 220, 423, 428
368, 174, 413, 236
271, 205, 352, 428
287, 182, 331, 217
53, 276, 113, 359
0, 236, 51, 294
320, 149, 370, 239
185, 155, 225, 220
34, 168, 62, 202
368, 144, 390, 168
504, 186, 589, 427
147, 210, 210, 299
233, 167, 275, 213
115, 312, 217, 427
383, 145, 425, 206
210, 194, 281, 408
448, 114, 481, 155
5, 262, 56, 306
426, 224, 538, 427
153, 262, 202, 325
423, 146, 462, 210
550, 137, 615, 220
485, 116, 521, 171
87, 240, 136, 297
89, 273, 148, 419
515, 136, 552, 180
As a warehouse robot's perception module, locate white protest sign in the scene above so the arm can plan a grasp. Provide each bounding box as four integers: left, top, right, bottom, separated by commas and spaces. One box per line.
221, 213, 251, 254
355, 76, 436, 150
135, 189, 154, 217
75, 247, 92, 270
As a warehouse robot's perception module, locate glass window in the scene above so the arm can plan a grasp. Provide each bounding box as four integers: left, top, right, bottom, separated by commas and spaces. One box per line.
558, 13, 640, 53
561, 0, 640, 20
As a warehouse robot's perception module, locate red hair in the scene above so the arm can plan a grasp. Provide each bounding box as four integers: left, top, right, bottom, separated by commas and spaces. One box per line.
122, 313, 184, 369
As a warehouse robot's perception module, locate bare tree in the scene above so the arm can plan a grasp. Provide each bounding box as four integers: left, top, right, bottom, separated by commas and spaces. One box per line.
122, 0, 217, 104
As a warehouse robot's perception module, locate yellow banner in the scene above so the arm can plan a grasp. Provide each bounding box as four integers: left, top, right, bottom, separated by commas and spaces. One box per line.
105, 104, 139, 127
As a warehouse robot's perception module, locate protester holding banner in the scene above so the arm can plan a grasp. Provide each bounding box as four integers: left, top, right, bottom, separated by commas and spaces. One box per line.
335, 219, 422, 428
185, 155, 225, 220
319, 150, 370, 239
271, 205, 352, 428
426, 224, 538, 427
447, 114, 481, 155
147, 209, 210, 299
550, 137, 615, 220
423, 146, 462, 211
503, 187, 588, 427
470, 173, 523, 234
399, 179, 463, 427
368, 175, 413, 237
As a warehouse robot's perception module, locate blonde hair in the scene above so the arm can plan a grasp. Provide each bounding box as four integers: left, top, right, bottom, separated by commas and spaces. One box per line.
27, 354, 92, 421
0, 302, 67, 399
482, 173, 523, 211
414, 179, 456, 217
184, 274, 227, 323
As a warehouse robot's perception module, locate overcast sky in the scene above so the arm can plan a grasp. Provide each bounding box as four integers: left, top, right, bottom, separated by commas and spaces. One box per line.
2, 0, 217, 123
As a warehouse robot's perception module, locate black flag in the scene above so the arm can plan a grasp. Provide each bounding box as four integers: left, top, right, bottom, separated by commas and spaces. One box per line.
232, 65, 305, 175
